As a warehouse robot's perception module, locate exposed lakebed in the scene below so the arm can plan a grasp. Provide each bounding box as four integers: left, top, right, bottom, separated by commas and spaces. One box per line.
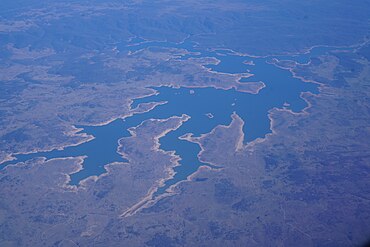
2, 40, 338, 198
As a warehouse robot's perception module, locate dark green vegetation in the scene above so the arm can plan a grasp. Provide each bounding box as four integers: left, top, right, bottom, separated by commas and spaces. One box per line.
0, 1, 369, 246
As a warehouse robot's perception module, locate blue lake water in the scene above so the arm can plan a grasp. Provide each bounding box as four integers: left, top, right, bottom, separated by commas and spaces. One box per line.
1, 40, 327, 198
273, 45, 353, 64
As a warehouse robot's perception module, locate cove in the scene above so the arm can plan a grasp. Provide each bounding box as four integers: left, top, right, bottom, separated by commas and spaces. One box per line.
1, 40, 328, 198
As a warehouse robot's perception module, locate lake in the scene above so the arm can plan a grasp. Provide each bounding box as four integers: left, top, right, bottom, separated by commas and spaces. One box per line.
1, 40, 326, 198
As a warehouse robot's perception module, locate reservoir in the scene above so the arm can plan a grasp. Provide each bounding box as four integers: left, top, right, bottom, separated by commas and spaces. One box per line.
1, 40, 323, 198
